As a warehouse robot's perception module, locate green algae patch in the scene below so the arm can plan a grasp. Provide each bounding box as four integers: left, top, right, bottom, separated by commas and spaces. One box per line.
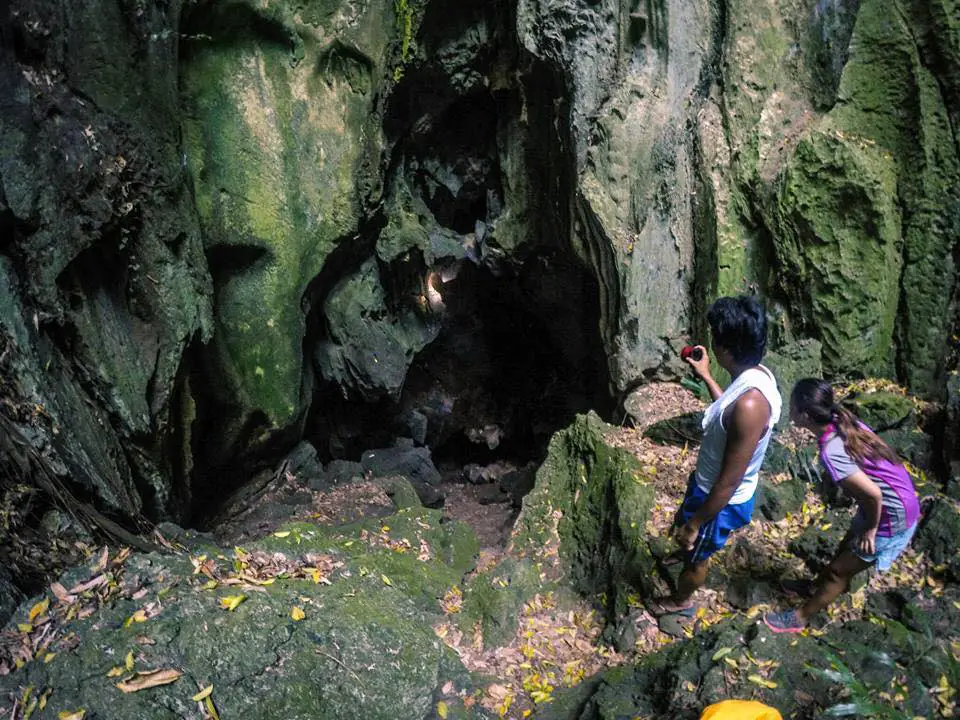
773, 127, 901, 376
180, 0, 390, 429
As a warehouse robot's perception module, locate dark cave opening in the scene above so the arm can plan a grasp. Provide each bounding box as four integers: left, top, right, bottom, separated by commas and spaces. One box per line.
300, 0, 610, 512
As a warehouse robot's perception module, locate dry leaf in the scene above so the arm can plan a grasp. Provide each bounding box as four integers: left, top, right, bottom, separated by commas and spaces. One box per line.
50, 582, 75, 604
219, 595, 246, 611
115, 668, 182, 693
381, 575, 393, 587
437, 700, 448, 718
28, 598, 50, 622
205, 695, 220, 720
107, 666, 125, 677
711, 647, 733, 661
125, 651, 135, 671
58, 711, 86, 720
747, 674, 777, 689
291, 607, 305, 621
192, 685, 214, 701
68, 574, 108, 595
273, 531, 291, 538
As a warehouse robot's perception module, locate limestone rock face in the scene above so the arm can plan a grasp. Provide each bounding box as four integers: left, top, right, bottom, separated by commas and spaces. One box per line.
2, 0, 960, 533
517, 0, 714, 390
180, 0, 391, 445
0, 0, 213, 517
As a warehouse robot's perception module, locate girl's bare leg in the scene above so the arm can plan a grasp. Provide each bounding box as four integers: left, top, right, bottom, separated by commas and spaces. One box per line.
796, 549, 872, 623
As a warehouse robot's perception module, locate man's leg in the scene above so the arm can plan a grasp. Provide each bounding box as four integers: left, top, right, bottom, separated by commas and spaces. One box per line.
675, 559, 709, 603
651, 558, 709, 613
797, 549, 872, 623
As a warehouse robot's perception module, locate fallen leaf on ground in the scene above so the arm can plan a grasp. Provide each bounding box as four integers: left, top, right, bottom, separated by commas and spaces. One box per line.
58, 711, 85, 720
291, 607, 305, 621
219, 595, 246, 611
192, 685, 213, 701
28, 598, 50, 622
747, 674, 777, 689
116, 668, 182, 693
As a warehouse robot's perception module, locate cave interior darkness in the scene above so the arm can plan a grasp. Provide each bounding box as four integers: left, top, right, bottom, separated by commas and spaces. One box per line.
301, 0, 612, 487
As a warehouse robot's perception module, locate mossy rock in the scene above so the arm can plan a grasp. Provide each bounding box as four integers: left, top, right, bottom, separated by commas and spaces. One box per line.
914, 497, 960, 581
642, 412, 704, 447
465, 413, 658, 646
849, 391, 915, 431
787, 508, 851, 573
755, 474, 806, 522
0, 505, 480, 719
764, 339, 823, 427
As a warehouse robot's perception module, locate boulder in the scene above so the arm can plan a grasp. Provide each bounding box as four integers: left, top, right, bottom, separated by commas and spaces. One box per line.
0, 507, 480, 717
850, 392, 915, 431
764, 339, 823, 426
755, 474, 806, 522
361, 445, 443, 507
914, 497, 960, 581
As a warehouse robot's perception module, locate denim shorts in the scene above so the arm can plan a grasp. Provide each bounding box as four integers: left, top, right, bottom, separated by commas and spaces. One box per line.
846, 511, 917, 572
676, 481, 754, 564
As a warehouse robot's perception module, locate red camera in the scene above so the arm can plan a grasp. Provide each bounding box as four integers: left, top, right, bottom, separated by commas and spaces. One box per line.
681, 345, 703, 361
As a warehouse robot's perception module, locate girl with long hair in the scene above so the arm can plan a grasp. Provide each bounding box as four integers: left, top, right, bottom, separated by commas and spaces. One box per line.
764, 379, 920, 633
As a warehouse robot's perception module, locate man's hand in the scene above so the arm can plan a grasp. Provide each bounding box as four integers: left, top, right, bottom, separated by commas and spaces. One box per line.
674, 522, 699, 551
858, 527, 877, 556
683, 345, 710, 379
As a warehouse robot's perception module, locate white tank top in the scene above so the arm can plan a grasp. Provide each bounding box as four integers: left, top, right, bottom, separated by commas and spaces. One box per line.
694, 365, 782, 504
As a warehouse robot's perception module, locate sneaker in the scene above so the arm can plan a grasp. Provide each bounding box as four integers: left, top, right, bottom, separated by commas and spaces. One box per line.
763, 609, 806, 634
780, 578, 814, 599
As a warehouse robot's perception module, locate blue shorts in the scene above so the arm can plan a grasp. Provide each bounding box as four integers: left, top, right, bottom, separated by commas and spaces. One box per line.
846, 512, 917, 571
676, 481, 754, 564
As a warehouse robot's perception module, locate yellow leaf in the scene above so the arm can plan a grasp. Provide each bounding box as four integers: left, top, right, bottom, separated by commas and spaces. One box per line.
291, 607, 305, 621
747, 674, 777, 689
437, 700, 448, 719
115, 668, 182, 693
107, 666, 125, 677
381, 575, 393, 587
820, 524, 832, 531
219, 594, 246, 611
58, 711, 86, 720
273, 531, 291, 538
723, 657, 738, 668
28, 598, 50, 622
125, 651, 135, 671
205, 695, 220, 720
18, 623, 33, 633
202, 580, 218, 590
43, 652, 56, 664
711, 647, 733, 661
192, 685, 214, 701
745, 604, 769, 619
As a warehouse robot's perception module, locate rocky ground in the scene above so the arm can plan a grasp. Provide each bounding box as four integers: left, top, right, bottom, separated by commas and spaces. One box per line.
2, 382, 960, 719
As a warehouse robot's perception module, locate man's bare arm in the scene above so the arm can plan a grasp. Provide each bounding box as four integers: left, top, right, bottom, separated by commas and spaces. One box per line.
688, 390, 770, 528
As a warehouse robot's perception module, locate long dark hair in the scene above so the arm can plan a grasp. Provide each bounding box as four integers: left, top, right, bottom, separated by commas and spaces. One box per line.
791, 379, 901, 465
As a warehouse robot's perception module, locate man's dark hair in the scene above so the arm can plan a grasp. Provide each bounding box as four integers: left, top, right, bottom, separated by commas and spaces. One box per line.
707, 296, 767, 365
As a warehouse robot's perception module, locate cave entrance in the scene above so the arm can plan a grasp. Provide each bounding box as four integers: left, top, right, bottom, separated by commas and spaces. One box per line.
303, 0, 610, 537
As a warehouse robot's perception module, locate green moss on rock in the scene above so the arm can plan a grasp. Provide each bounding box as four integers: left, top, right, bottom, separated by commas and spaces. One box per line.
773, 127, 901, 376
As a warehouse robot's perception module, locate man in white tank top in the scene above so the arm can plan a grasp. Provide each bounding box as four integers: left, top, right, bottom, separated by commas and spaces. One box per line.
648, 296, 782, 617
